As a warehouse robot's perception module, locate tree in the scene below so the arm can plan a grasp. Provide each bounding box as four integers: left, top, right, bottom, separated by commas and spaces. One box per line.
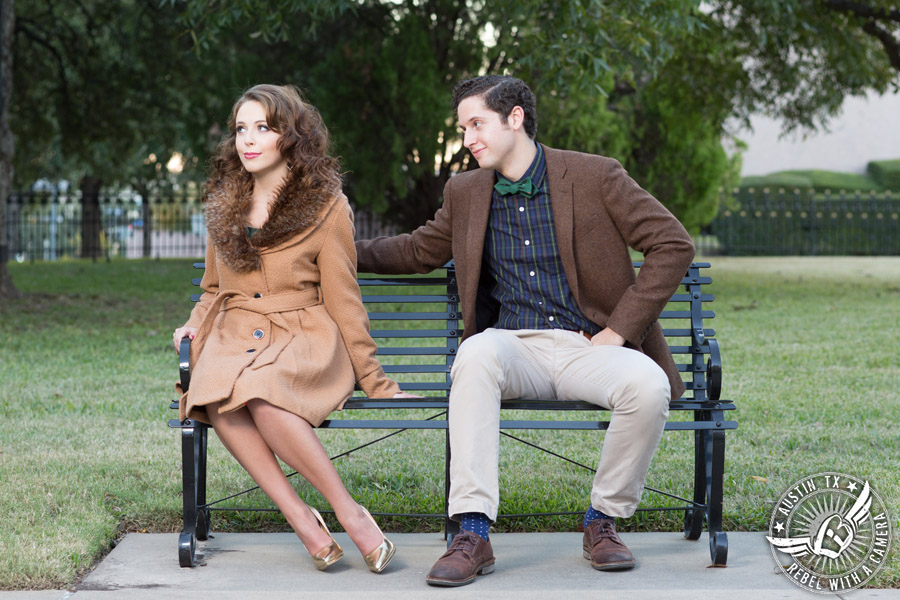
172, 0, 705, 230
12, 0, 209, 258
706, 0, 899, 132
0, 0, 17, 299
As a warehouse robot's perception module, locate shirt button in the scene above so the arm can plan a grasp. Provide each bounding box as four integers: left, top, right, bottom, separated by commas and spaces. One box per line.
253, 293, 262, 298
524, 240, 530, 246
519, 206, 525, 212
252, 329, 264, 339
548, 316, 555, 322
529, 271, 535, 277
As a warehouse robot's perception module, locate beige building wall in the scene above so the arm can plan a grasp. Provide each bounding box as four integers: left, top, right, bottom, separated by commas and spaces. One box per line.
737, 90, 900, 176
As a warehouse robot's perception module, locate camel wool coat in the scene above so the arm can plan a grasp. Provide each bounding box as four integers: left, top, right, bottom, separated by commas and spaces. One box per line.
179, 172, 399, 426
356, 144, 695, 401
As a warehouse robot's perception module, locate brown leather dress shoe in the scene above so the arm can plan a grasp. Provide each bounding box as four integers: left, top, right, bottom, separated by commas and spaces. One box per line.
583, 518, 636, 570
425, 531, 496, 586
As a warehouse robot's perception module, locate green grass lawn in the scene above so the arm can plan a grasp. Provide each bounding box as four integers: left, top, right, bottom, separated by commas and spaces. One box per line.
1, 256, 898, 589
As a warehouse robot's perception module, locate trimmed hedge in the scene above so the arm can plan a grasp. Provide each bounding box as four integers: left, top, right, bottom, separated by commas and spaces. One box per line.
867, 159, 900, 191
740, 170, 883, 193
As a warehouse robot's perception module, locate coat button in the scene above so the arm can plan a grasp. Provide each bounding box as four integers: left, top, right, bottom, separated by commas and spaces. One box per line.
253, 293, 262, 298
252, 329, 264, 339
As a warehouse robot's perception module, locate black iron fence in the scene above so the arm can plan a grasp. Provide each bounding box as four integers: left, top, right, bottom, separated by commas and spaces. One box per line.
3, 188, 899, 261
705, 189, 899, 255
4, 190, 396, 262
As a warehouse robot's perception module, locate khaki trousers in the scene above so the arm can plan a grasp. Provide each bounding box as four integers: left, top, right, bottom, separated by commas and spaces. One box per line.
447, 328, 670, 522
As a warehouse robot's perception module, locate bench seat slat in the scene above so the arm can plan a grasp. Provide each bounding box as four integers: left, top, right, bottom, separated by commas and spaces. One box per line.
382, 365, 450, 373
368, 312, 459, 320
362, 295, 456, 302
376, 348, 456, 356
358, 277, 454, 285
662, 328, 716, 337
659, 310, 715, 319
370, 329, 457, 337
375, 347, 456, 356
342, 398, 736, 412
667, 294, 715, 302
316, 419, 738, 431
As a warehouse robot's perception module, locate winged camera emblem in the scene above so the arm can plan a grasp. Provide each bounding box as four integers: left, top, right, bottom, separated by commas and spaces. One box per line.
767, 481, 872, 559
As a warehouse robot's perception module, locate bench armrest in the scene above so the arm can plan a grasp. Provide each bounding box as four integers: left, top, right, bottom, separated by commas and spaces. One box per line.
706, 338, 722, 402
179, 337, 192, 393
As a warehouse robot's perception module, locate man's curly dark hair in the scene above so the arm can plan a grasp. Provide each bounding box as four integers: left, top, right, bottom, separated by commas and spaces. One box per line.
451, 75, 538, 139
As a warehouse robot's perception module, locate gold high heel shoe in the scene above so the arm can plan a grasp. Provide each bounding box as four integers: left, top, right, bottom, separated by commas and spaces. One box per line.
361, 507, 396, 573
309, 507, 343, 571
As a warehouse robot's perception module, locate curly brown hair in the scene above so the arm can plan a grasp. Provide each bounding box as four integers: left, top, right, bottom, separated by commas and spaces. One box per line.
206, 84, 341, 199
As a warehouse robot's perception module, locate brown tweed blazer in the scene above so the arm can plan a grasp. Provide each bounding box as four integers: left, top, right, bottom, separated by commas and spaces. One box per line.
356, 145, 695, 401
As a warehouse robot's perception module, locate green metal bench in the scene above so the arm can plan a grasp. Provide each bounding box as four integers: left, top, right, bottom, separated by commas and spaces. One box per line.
170, 261, 736, 568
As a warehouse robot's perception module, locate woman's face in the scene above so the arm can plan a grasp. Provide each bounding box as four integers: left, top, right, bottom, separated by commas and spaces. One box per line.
235, 100, 287, 178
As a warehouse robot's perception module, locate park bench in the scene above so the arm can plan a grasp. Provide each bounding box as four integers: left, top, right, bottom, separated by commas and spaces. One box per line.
169, 261, 736, 569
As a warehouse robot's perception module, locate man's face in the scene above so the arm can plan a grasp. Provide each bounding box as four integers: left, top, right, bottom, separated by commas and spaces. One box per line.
457, 95, 517, 173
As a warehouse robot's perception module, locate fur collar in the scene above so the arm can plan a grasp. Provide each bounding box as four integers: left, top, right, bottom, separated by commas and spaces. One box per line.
204, 170, 334, 272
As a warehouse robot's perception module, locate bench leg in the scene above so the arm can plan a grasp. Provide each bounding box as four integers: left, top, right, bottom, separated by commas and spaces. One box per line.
683, 428, 706, 541
706, 429, 728, 565
178, 425, 202, 567
196, 425, 211, 541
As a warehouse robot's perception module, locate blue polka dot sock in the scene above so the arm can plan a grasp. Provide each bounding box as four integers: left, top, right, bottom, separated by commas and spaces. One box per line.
584, 506, 614, 528
459, 512, 491, 541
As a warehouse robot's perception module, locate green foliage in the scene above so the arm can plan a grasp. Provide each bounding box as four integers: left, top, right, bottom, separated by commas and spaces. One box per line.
739, 173, 816, 191
167, 0, 713, 229
867, 159, 900, 191
11, 0, 900, 233
12, 1, 211, 187
161, 0, 355, 50
302, 6, 449, 223
606, 10, 747, 232
705, 0, 900, 133
740, 170, 883, 193
629, 99, 736, 234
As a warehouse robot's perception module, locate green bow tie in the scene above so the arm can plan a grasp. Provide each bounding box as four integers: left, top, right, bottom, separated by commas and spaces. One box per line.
494, 176, 537, 197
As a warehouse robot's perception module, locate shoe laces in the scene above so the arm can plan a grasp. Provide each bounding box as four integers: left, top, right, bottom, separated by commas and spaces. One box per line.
591, 518, 619, 540
444, 531, 481, 559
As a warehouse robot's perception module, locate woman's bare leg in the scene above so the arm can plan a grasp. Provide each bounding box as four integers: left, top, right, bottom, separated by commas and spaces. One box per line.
245, 399, 383, 555
206, 404, 333, 556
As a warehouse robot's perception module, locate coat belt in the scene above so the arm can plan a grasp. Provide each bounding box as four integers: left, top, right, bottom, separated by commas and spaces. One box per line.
220, 287, 323, 314
190, 287, 323, 367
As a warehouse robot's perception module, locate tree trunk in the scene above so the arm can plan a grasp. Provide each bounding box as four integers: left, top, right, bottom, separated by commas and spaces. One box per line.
136, 182, 152, 258
0, 0, 19, 299
80, 175, 103, 260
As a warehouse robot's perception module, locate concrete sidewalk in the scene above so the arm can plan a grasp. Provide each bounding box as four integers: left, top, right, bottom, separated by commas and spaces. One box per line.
5, 531, 898, 599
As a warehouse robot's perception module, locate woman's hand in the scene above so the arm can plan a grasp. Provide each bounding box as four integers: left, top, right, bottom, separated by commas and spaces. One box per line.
173, 326, 198, 351
392, 391, 423, 398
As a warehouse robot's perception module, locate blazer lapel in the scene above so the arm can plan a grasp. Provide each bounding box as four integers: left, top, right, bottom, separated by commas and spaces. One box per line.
462, 168, 494, 289
544, 146, 580, 301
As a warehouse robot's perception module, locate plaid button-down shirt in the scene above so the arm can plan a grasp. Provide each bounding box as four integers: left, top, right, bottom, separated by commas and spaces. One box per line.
484, 143, 600, 334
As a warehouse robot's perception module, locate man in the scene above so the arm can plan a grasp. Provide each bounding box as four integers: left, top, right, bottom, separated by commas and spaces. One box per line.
355, 75, 695, 586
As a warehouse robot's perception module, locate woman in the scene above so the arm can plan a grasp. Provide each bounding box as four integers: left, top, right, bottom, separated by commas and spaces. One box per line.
173, 84, 410, 573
